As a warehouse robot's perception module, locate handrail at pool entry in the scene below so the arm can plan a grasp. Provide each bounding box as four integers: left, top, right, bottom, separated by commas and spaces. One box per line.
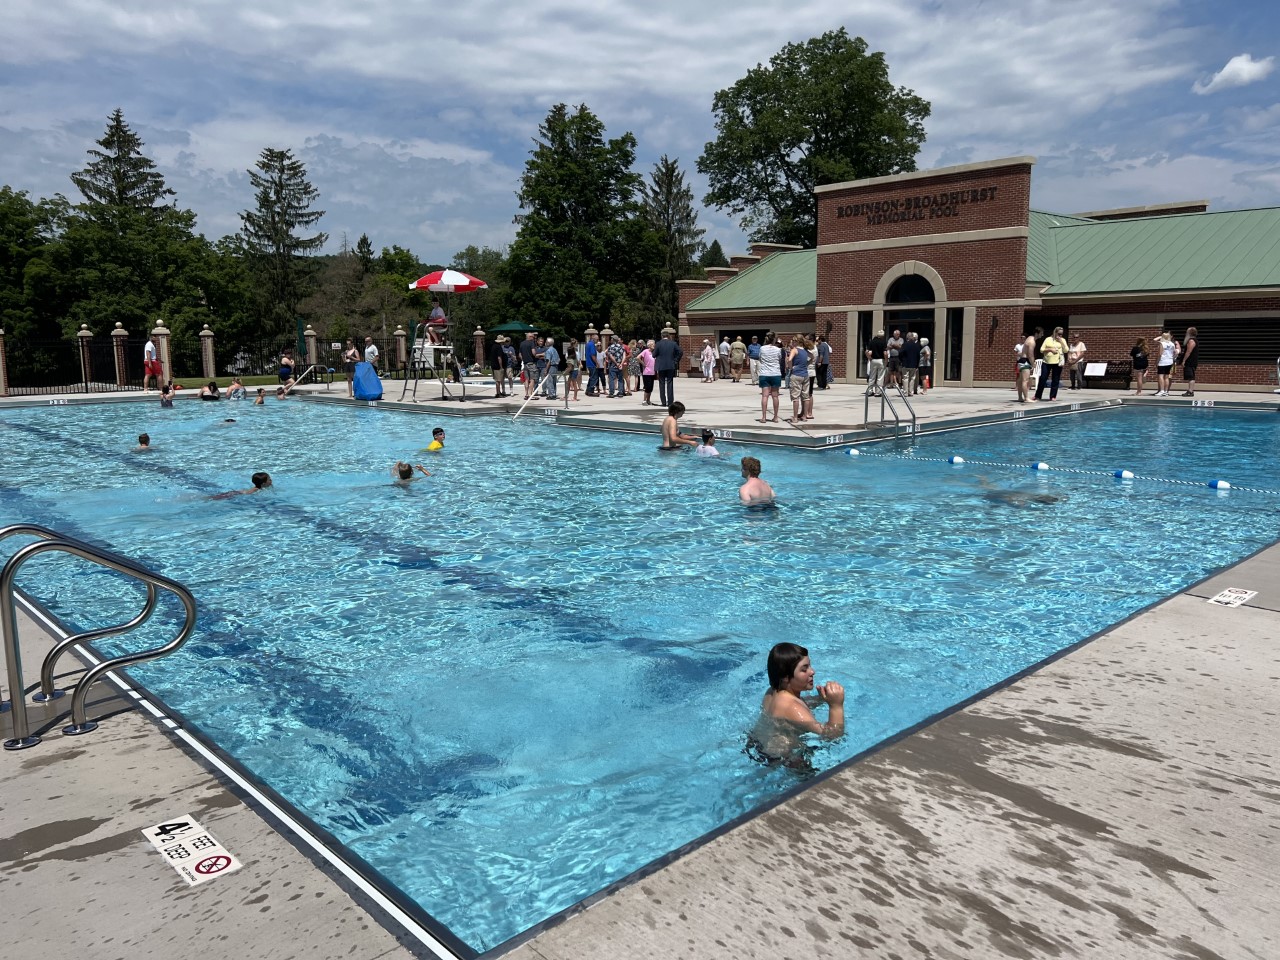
864, 383, 917, 439
0, 523, 198, 750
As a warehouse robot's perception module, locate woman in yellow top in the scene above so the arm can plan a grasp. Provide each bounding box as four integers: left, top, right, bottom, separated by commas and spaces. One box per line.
1034, 326, 1069, 401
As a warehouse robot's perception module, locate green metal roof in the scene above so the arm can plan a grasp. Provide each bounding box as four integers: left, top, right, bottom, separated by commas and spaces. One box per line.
1027, 210, 1095, 285
686, 249, 817, 312
1030, 207, 1280, 294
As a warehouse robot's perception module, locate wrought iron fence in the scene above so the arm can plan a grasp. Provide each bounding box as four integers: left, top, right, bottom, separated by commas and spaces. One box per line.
2, 339, 142, 396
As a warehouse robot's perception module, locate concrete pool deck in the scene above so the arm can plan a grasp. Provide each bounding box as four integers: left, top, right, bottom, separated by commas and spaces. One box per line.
2, 382, 1278, 959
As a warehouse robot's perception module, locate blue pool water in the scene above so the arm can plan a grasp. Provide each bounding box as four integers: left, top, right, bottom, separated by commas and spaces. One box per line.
2, 400, 1279, 952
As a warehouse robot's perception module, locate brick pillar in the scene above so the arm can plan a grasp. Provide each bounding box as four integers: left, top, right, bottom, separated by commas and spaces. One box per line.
601, 324, 614, 351
77, 324, 93, 389
199, 324, 216, 379
111, 323, 129, 387
472, 326, 485, 368
394, 326, 407, 370
0, 328, 8, 398
304, 325, 318, 367
152, 324, 172, 384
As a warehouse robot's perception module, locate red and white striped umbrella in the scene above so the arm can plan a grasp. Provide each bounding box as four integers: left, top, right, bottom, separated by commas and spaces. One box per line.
408, 269, 489, 293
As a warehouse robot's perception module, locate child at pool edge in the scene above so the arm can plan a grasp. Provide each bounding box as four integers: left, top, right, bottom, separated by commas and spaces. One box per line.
739, 456, 775, 505
748, 642, 845, 766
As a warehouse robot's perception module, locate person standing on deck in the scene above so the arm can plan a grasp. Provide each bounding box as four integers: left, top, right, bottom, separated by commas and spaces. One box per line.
653, 330, 682, 406
1180, 327, 1199, 396
747, 336, 762, 385
865, 330, 886, 396
816, 336, 832, 389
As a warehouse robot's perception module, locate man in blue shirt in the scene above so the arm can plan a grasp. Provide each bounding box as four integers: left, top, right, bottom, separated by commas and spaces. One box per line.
747, 336, 762, 385
584, 333, 602, 396
542, 338, 561, 399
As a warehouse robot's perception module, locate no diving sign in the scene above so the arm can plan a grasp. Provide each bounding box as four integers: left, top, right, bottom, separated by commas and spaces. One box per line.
1207, 588, 1257, 608
142, 814, 243, 886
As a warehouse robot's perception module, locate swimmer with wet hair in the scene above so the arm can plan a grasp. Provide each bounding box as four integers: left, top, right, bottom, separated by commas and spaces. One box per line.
392, 461, 430, 484
133, 433, 153, 452
738, 456, 776, 506
211, 472, 272, 500
746, 642, 845, 769
659, 402, 697, 451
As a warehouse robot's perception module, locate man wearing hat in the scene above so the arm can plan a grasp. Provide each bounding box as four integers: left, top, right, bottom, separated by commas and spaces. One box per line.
490, 336, 509, 398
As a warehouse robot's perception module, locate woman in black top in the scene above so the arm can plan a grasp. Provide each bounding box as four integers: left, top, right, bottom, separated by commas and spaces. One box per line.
1180, 327, 1199, 396
1130, 338, 1149, 395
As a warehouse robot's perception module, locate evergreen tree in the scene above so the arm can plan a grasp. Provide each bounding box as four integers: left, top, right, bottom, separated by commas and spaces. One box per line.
70, 109, 174, 226
641, 155, 705, 318
239, 147, 327, 336
699, 239, 729, 268
355, 233, 375, 275
699, 29, 929, 247
504, 103, 659, 340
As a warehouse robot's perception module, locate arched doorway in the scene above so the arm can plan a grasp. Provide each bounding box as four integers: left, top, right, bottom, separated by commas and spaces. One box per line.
883, 275, 935, 349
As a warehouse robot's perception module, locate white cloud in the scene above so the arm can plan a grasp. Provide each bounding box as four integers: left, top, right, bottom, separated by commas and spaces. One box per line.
2, 0, 1280, 262
1193, 53, 1276, 95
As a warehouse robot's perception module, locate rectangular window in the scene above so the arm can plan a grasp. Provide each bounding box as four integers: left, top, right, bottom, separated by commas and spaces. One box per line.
946, 307, 964, 381
1162, 319, 1280, 365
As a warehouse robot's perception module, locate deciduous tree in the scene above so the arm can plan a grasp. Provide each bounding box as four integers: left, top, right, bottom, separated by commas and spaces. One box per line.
698, 29, 929, 247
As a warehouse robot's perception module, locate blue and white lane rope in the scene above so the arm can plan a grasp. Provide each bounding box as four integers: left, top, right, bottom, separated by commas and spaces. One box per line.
844, 448, 1280, 495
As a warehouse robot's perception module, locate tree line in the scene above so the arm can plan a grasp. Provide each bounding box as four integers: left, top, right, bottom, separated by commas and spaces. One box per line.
0, 29, 927, 363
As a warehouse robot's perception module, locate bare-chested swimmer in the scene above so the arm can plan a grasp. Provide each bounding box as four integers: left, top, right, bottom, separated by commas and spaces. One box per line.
746, 642, 845, 769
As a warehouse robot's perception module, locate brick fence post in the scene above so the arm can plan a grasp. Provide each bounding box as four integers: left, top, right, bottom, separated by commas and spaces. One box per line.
472, 326, 485, 369
304, 325, 318, 367
199, 324, 216, 380
77, 324, 93, 390
394, 326, 407, 372
111, 323, 129, 387
152, 324, 172, 385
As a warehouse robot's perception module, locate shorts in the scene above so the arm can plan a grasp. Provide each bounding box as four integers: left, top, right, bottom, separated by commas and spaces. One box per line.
758, 375, 782, 390
789, 375, 808, 402
888, 357, 901, 372
1182, 363, 1198, 380
1017, 360, 1032, 371
1157, 364, 1173, 375
144, 359, 162, 377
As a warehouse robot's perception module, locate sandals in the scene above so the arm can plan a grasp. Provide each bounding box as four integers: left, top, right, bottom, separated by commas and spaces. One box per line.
756, 418, 768, 423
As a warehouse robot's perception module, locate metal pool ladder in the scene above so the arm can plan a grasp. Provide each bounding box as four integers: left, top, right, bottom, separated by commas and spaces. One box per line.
863, 383, 919, 439
0, 524, 197, 750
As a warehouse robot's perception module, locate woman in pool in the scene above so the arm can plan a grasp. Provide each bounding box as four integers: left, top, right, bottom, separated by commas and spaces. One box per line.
747, 642, 845, 769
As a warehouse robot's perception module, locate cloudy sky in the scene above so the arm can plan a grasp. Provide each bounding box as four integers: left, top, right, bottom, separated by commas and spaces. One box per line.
2, 0, 1277, 265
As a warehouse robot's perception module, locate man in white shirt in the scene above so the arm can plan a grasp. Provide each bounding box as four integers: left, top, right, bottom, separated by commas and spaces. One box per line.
143, 337, 162, 393
364, 337, 379, 367
718, 336, 731, 379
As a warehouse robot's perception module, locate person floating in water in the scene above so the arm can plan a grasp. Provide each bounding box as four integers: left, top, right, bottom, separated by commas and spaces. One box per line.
746, 642, 845, 770
659, 402, 698, 451
392, 461, 430, 485
978, 476, 1062, 507
133, 433, 154, 452
211, 472, 272, 499
425, 426, 445, 452
738, 456, 776, 506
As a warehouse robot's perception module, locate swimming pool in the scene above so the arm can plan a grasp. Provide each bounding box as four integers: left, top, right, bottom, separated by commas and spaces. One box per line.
3, 400, 1279, 953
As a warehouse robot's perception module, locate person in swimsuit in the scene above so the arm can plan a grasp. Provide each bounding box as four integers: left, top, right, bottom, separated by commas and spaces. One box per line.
254, 388, 266, 405
738, 456, 775, 506
746, 642, 845, 769
343, 339, 361, 397
212, 472, 272, 499
425, 427, 446, 452
199, 381, 221, 401
133, 433, 154, 452
660, 402, 698, 451
392, 461, 430, 485
695, 430, 720, 457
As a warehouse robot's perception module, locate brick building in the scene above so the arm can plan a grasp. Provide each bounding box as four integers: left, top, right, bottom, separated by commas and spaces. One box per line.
677, 156, 1280, 391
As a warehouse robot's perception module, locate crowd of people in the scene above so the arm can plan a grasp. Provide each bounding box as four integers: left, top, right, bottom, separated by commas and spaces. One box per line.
1013, 325, 1199, 400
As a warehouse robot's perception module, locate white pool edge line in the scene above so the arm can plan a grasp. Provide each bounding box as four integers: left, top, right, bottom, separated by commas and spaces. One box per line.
13, 590, 463, 960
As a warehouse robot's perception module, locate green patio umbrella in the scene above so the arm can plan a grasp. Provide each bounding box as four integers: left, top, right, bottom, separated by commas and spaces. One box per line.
488, 321, 540, 334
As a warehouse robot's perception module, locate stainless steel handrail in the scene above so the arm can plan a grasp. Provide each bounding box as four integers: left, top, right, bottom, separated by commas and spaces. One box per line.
862, 383, 918, 440
0, 524, 197, 750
